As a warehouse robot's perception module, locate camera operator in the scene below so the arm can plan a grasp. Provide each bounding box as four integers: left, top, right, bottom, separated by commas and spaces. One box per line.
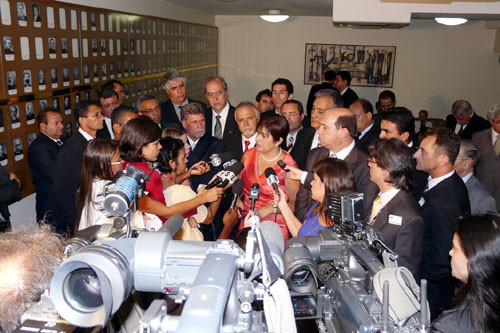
366, 139, 424, 279
0, 225, 64, 332
431, 213, 500, 332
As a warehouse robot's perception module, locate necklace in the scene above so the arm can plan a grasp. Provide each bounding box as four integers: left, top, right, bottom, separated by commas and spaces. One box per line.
260, 148, 282, 162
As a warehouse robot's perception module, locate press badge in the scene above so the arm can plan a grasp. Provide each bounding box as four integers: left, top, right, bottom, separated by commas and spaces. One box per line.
388, 214, 402, 226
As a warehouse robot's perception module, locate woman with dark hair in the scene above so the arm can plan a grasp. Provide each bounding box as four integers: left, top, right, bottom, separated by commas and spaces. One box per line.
431, 213, 500, 332
76, 139, 122, 230
119, 116, 222, 223
239, 114, 300, 241
276, 158, 355, 237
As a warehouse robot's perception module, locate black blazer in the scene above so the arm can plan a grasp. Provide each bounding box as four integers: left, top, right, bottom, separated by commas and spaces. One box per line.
0, 165, 20, 221
205, 104, 240, 156
295, 145, 379, 221
225, 133, 246, 162
371, 190, 424, 279
306, 82, 335, 114
290, 127, 316, 170
419, 173, 470, 282
27, 133, 64, 222
445, 113, 491, 140
160, 97, 207, 128
187, 134, 225, 191
342, 87, 359, 108
96, 120, 112, 139
54, 131, 89, 235
355, 123, 381, 154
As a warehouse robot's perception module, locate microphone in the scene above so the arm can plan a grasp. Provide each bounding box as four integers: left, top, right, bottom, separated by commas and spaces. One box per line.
259, 220, 285, 273
208, 152, 232, 167
249, 183, 260, 211
223, 158, 237, 169
158, 214, 184, 237
205, 162, 244, 189
265, 167, 280, 194
230, 179, 244, 209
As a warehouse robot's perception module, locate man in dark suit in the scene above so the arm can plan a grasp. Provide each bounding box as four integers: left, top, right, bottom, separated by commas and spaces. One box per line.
351, 99, 380, 154
333, 71, 358, 108
0, 165, 20, 232
160, 68, 206, 128
281, 100, 309, 170
204, 76, 239, 151
270, 78, 294, 115
96, 88, 119, 139
28, 108, 65, 231
414, 128, 470, 321
226, 102, 259, 162
454, 140, 496, 214
306, 69, 336, 115
446, 100, 490, 140
367, 139, 424, 279
255, 89, 274, 115
293, 108, 378, 221
472, 103, 500, 211
54, 101, 104, 236
137, 94, 170, 130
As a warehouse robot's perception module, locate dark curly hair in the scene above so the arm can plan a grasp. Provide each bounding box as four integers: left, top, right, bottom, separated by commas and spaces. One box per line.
157, 136, 184, 174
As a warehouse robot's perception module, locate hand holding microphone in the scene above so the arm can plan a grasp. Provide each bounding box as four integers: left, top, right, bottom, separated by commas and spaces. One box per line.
206, 162, 244, 189
278, 159, 305, 181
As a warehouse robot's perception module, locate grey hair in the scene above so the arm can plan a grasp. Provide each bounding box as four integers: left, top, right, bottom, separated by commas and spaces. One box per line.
486, 103, 500, 121
135, 94, 158, 112
236, 101, 259, 117
161, 68, 186, 90
452, 100, 473, 117
205, 75, 228, 92
180, 102, 205, 121
314, 88, 343, 108
460, 139, 480, 166
0, 224, 64, 332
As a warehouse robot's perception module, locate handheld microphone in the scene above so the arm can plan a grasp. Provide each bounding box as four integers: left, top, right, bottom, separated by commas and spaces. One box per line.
208, 152, 232, 167
205, 162, 244, 189
223, 158, 237, 169
265, 167, 280, 194
277, 160, 288, 172
230, 179, 244, 209
249, 183, 260, 211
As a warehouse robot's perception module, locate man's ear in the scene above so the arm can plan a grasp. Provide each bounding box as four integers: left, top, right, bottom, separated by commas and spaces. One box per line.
366, 112, 373, 122
401, 131, 410, 143
288, 93, 294, 101
438, 153, 450, 167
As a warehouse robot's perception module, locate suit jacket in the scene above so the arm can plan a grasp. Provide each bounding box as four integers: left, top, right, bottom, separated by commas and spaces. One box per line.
205, 104, 240, 156
419, 173, 470, 282
290, 127, 316, 170
54, 131, 89, 235
472, 128, 500, 211
446, 113, 491, 140
225, 133, 245, 162
465, 174, 496, 214
187, 134, 225, 191
371, 190, 424, 278
27, 133, 64, 223
342, 87, 359, 108
96, 121, 112, 139
0, 165, 20, 221
306, 82, 335, 114
355, 123, 381, 154
160, 97, 207, 128
295, 145, 379, 221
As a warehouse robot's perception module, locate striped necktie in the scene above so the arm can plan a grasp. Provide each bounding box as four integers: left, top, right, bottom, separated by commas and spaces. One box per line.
214, 115, 222, 139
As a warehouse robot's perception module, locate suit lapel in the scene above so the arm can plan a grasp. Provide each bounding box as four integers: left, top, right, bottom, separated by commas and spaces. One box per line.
373, 190, 405, 231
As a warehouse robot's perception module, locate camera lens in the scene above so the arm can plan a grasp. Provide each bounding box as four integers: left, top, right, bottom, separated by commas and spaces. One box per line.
65, 268, 103, 310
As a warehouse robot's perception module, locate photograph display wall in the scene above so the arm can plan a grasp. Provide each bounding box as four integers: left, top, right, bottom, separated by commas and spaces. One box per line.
0, 0, 218, 197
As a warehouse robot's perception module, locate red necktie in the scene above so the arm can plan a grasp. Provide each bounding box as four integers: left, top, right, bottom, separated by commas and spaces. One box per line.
244, 140, 250, 152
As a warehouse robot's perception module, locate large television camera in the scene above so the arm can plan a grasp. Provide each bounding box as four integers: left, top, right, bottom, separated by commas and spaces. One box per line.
284, 191, 430, 332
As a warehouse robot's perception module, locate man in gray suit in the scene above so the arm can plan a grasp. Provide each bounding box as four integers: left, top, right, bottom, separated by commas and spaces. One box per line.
455, 140, 496, 213
472, 104, 500, 211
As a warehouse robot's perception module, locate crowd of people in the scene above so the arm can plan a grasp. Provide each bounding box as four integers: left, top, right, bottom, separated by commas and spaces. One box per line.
0, 67, 499, 331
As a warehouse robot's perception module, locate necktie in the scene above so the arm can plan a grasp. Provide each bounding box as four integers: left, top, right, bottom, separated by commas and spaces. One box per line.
369, 195, 382, 224
317, 142, 321, 148
56, 140, 63, 146
457, 125, 464, 136
287, 137, 294, 152
244, 140, 250, 152
329, 151, 337, 158
495, 135, 500, 156
214, 115, 222, 139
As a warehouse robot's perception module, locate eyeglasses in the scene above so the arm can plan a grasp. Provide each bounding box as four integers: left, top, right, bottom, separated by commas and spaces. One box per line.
85, 112, 104, 118
140, 106, 161, 114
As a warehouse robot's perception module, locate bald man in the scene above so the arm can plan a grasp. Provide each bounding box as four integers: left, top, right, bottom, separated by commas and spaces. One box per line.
293, 107, 378, 221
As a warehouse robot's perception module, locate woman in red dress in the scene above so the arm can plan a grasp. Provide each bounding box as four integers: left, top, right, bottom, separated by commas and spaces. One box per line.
239, 114, 300, 242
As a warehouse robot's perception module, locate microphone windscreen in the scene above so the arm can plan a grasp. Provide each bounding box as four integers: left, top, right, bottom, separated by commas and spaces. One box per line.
226, 161, 244, 176
260, 220, 285, 254
232, 179, 244, 196
158, 214, 184, 236
264, 167, 277, 178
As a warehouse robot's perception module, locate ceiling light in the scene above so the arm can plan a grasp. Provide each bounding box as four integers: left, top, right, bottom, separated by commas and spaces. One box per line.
260, 10, 289, 23
434, 17, 468, 26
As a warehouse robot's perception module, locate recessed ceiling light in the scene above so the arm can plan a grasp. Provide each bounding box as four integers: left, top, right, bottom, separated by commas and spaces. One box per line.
435, 17, 468, 26
260, 9, 289, 23
217, 0, 240, 2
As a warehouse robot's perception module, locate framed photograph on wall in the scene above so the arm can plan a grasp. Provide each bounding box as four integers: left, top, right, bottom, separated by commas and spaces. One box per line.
304, 43, 396, 88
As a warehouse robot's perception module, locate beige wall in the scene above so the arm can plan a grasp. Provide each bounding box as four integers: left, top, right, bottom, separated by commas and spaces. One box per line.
57, 0, 215, 25
216, 16, 499, 118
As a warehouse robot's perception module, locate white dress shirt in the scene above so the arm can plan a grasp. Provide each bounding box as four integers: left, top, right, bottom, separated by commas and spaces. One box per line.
104, 117, 115, 139
310, 130, 320, 150
427, 170, 455, 191
242, 132, 257, 152
78, 127, 95, 141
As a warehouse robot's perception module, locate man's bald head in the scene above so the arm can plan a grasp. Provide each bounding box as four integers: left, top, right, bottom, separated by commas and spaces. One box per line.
319, 108, 357, 152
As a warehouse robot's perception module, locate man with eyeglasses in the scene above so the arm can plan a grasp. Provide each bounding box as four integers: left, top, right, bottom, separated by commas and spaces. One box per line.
97, 88, 119, 139
28, 108, 65, 232
54, 101, 104, 235
282, 100, 314, 170
136, 95, 169, 129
